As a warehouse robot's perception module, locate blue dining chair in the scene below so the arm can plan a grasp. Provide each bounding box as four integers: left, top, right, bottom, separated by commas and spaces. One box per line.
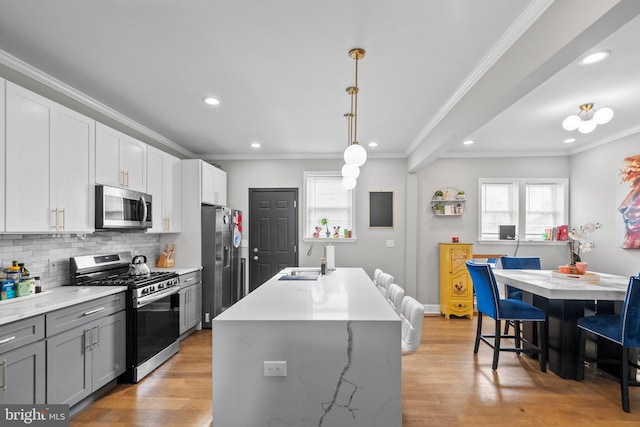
500, 256, 541, 334
466, 261, 547, 371
577, 276, 640, 412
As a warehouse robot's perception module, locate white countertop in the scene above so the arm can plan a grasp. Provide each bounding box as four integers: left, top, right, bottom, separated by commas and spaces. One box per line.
493, 269, 630, 301
152, 265, 202, 275
214, 267, 399, 322
0, 286, 126, 326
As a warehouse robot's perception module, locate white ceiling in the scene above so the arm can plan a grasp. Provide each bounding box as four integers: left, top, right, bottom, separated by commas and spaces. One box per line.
0, 1, 639, 170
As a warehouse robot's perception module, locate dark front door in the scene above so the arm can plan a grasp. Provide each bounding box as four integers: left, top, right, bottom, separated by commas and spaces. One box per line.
248, 188, 298, 292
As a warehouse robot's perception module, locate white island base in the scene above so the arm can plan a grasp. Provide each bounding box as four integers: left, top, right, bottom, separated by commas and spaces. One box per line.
213, 267, 401, 427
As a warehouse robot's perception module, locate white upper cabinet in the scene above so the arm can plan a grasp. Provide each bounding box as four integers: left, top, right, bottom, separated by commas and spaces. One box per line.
201, 161, 227, 206
5, 82, 95, 233
95, 123, 147, 193
0, 79, 5, 232
147, 146, 181, 233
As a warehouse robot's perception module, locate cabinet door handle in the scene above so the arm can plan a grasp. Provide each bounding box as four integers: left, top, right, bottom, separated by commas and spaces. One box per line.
94, 325, 100, 347
84, 329, 92, 350
61, 208, 66, 230
51, 208, 59, 230
125, 170, 129, 187
0, 336, 16, 345
83, 307, 105, 316
120, 170, 125, 187
1, 359, 6, 390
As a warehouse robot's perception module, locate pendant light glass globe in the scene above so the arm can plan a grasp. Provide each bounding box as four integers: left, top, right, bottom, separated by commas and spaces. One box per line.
341, 163, 360, 179
344, 143, 367, 166
593, 107, 614, 124
342, 177, 357, 190
562, 114, 581, 131
578, 119, 597, 134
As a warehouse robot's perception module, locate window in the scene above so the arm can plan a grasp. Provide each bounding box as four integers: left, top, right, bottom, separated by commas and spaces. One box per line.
304, 172, 355, 239
479, 178, 568, 241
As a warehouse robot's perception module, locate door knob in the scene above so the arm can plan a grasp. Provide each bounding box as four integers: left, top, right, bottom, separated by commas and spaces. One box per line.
253, 247, 258, 253
253, 256, 259, 261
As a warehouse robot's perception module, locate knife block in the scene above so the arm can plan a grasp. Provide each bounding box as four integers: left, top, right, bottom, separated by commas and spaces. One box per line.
156, 254, 175, 268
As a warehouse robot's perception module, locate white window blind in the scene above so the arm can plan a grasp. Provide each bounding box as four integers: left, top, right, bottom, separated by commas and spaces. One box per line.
304, 172, 355, 238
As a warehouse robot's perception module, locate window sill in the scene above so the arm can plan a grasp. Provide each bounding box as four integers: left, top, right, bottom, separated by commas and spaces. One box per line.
476, 239, 569, 245
303, 237, 358, 244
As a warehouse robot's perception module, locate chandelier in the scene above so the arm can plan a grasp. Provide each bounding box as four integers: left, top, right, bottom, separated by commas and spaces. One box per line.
342, 48, 366, 189
562, 103, 614, 134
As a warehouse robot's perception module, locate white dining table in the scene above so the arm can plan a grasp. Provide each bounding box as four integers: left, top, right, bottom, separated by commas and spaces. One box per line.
492, 269, 631, 379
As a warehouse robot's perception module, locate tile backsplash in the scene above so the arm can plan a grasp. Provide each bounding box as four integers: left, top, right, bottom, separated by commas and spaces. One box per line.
0, 231, 161, 289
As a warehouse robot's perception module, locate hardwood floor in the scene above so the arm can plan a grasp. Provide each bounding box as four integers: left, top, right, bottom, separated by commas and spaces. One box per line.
71, 316, 640, 426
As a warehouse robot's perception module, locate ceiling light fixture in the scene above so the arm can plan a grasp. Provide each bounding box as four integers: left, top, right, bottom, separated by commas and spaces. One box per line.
368, 142, 378, 148
462, 140, 475, 145
580, 50, 610, 65
562, 103, 614, 134
343, 48, 367, 167
251, 142, 261, 148
203, 97, 220, 106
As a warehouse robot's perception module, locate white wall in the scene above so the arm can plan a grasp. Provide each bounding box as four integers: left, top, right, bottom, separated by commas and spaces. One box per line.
414, 156, 571, 306
569, 134, 640, 277
215, 158, 410, 289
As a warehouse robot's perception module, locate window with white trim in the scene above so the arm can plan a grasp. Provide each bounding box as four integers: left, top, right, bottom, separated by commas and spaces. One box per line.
304, 171, 355, 239
479, 178, 568, 241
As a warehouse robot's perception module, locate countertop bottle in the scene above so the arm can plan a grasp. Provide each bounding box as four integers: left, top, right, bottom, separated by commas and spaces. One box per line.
34, 276, 42, 294
18, 263, 29, 279
320, 257, 326, 275
7, 261, 21, 285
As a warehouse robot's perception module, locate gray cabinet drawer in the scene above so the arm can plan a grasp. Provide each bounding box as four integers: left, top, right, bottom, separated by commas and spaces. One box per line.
46, 292, 126, 337
180, 270, 202, 287
0, 316, 44, 354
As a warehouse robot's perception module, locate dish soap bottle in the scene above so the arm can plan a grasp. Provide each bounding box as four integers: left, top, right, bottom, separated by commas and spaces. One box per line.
320, 258, 326, 275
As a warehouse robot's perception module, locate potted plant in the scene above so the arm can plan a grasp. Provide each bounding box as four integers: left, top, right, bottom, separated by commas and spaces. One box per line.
433, 190, 443, 200
456, 190, 466, 200
320, 217, 330, 237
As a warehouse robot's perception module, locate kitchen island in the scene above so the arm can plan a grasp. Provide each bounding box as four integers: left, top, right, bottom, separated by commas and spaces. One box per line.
213, 267, 401, 427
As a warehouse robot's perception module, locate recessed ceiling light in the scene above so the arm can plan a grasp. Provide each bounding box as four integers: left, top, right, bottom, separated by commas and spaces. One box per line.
563, 138, 576, 144
251, 142, 261, 148
203, 97, 220, 106
462, 140, 475, 145
580, 51, 610, 65
368, 142, 378, 147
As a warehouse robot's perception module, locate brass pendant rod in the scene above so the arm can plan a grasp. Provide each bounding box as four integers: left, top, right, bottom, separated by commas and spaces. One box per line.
353, 55, 359, 145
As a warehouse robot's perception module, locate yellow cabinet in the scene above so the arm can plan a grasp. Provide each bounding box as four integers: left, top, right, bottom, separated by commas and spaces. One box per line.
439, 243, 473, 319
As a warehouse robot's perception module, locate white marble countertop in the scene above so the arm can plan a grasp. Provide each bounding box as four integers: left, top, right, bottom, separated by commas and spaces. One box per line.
214, 267, 399, 322
0, 286, 126, 326
152, 265, 202, 275
493, 269, 630, 300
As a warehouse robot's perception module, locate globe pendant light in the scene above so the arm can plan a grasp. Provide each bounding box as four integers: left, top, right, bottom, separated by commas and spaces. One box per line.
342, 177, 357, 190
343, 48, 367, 166
562, 103, 614, 134
342, 163, 360, 179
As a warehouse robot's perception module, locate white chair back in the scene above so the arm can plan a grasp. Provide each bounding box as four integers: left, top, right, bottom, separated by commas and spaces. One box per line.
386, 283, 405, 314
378, 272, 394, 293
400, 296, 425, 355
373, 268, 383, 285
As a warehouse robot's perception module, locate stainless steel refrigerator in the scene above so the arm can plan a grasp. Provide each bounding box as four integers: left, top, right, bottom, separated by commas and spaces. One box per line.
201, 205, 243, 328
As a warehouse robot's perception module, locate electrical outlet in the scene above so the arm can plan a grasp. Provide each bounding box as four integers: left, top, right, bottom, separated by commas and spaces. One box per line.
264, 361, 287, 377
49, 259, 58, 273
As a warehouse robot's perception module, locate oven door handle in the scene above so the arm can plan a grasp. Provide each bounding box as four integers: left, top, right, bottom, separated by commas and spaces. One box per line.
135, 286, 180, 308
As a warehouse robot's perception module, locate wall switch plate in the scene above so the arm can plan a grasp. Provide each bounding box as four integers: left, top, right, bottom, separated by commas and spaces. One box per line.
386, 240, 395, 248
264, 361, 287, 377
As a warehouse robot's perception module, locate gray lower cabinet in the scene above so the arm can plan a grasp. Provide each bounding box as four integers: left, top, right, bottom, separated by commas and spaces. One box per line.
0, 316, 46, 404
46, 293, 126, 407
179, 271, 202, 335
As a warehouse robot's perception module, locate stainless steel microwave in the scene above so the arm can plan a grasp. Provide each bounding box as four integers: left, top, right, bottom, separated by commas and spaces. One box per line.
95, 185, 152, 230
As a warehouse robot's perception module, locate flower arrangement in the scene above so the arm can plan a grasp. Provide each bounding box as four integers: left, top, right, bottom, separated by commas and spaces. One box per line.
568, 222, 603, 264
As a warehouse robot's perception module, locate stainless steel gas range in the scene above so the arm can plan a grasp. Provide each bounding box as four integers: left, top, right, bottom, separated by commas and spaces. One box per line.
70, 252, 180, 383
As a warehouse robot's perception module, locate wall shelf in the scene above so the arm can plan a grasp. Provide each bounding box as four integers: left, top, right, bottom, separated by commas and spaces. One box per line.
431, 187, 465, 216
